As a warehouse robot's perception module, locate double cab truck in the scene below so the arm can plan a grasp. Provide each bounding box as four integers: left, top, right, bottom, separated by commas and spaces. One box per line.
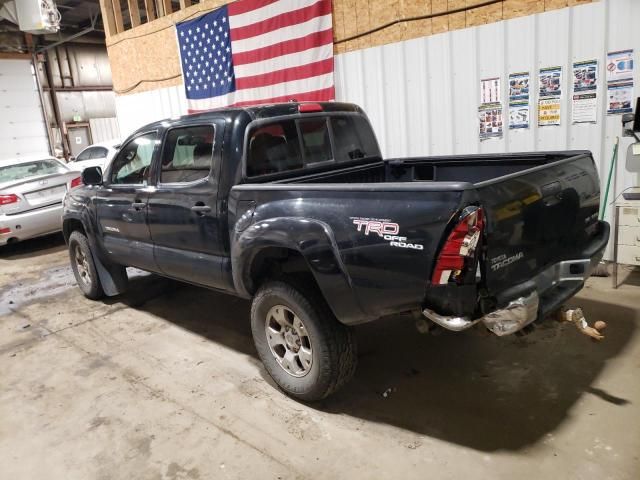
63, 102, 609, 401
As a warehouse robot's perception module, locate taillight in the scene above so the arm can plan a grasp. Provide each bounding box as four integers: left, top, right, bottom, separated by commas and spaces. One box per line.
431, 206, 484, 285
70, 177, 82, 189
0, 227, 11, 235
0, 194, 19, 206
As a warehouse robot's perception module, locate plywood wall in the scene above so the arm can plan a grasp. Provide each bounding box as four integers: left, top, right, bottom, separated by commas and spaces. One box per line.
106, 0, 596, 95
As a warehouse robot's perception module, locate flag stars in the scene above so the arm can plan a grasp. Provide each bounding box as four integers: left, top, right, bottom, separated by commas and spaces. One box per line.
196, 27, 200, 33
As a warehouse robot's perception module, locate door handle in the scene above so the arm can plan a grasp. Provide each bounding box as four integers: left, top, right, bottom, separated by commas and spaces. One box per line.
191, 205, 211, 214
131, 202, 146, 210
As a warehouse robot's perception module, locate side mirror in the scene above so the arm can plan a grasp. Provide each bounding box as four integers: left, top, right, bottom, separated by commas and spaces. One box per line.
82, 166, 103, 186
68, 156, 76, 162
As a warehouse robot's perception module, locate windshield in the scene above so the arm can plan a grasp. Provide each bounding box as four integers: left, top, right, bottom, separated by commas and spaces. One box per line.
0, 159, 68, 184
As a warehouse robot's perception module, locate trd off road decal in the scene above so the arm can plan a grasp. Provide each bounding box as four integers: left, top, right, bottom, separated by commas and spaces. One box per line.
351, 217, 424, 251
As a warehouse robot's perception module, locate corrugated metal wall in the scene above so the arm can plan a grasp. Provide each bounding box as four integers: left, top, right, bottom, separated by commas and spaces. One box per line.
334, 0, 640, 259
89, 117, 121, 143
114, 0, 640, 258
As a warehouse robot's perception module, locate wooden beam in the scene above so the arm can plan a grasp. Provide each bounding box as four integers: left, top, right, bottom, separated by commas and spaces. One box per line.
179, 0, 192, 9
0, 52, 31, 60
144, 0, 156, 21
128, 0, 141, 27
99, 0, 118, 37
162, 0, 173, 16
112, 0, 125, 33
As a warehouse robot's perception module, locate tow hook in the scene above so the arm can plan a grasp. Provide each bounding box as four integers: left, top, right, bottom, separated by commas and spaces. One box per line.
560, 308, 607, 341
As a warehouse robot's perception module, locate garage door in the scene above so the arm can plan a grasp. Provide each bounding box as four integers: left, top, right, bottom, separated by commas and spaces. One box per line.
0, 59, 49, 160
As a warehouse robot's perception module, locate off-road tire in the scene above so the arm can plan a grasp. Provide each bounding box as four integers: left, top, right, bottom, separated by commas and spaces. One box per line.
68, 231, 104, 300
251, 280, 357, 402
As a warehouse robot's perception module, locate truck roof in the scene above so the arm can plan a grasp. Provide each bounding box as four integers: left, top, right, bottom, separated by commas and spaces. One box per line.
133, 102, 365, 136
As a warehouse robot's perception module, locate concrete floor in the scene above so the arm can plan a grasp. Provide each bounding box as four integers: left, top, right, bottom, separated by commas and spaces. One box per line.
1, 234, 639, 479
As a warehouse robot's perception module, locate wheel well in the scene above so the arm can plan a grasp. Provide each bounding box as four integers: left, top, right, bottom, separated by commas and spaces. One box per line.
248, 247, 320, 295
63, 219, 85, 243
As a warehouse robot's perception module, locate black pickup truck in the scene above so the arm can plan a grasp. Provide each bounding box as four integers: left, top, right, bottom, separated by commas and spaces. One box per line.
63, 102, 609, 401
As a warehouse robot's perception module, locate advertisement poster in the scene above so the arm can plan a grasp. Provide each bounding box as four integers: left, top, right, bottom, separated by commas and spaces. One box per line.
538, 98, 561, 126
509, 72, 530, 102
606, 49, 634, 83
508, 72, 530, 129
572, 93, 597, 123
539, 66, 562, 98
480, 77, 501, 104
479, 104, 503, 139
573, 60, 598, 92
607, 82, 634, 114
509, 101, 530, 129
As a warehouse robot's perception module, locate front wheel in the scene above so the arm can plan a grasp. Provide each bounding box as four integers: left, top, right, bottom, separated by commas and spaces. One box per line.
68, 231, 104, 300
251, 281, 357, 402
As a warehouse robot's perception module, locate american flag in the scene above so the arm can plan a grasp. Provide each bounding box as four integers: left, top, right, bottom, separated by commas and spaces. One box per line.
176, 0, 334, 112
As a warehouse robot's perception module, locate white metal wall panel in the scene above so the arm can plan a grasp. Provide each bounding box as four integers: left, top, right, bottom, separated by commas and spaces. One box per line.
115, 84, 187, 137
333, 0, 639, 259
89, 117, 121, 143
113, 0, 639, 257
0, 59, 49, 159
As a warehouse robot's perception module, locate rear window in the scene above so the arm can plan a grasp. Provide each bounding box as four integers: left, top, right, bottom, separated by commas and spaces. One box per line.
0, 159, 67, 183
246, 115, 380, 177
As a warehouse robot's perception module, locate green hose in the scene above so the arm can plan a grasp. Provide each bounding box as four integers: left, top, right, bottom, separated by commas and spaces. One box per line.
600, 137, 619, 221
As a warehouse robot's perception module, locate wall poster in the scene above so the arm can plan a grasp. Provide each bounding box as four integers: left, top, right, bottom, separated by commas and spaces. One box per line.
572, 60, 598, 123
478, 104, 503, 139
606, 49, 634, 115
480, 77, 501, 105
538, 98, 561, 126
508, 72, 530, 129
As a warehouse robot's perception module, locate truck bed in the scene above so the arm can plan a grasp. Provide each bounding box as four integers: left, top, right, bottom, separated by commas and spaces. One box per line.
235, 150, 605, 322
275, 151, 583, 186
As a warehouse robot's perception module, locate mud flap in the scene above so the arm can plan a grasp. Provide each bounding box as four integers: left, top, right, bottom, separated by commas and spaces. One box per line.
92, 251, 128, 297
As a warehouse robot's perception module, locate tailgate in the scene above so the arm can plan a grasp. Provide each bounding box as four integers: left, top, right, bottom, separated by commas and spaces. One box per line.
476, 152, 601, 296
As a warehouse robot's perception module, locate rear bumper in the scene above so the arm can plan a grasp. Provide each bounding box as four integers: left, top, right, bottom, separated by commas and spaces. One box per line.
0, 203, 63, 246
423, 221, 609, 336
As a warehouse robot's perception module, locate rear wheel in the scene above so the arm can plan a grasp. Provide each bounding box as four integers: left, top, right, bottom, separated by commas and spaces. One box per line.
251, 280, 357, 401
68, 231, 104, 300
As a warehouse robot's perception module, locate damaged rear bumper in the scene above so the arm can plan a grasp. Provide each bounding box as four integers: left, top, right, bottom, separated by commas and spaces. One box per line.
423, 222, 609, 336
423, 291, 539, 336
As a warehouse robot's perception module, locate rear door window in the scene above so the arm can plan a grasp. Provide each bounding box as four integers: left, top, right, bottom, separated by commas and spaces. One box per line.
160, 125, 215, 184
